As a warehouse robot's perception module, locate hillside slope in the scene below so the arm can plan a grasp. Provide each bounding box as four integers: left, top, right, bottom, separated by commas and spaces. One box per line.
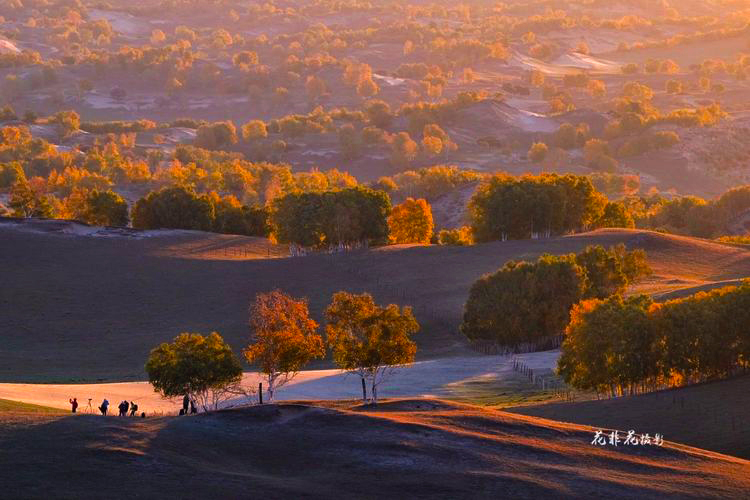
507, 375, 750, 460
1, 399, 748, 499
2, 220, 750, 382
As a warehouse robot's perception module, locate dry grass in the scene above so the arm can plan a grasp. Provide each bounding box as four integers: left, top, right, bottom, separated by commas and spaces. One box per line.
0, 399, 747, 499
507, 375, 750, 460
3, 223, 750, 383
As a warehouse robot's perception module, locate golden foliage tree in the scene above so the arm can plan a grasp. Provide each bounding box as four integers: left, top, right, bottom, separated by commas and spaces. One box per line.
388, 197, 434, 244
244, 290, 325, 401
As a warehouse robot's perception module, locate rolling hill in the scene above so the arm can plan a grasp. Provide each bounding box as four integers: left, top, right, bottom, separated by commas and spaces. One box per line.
2, 219, 750, 382
1, 399, 748, 499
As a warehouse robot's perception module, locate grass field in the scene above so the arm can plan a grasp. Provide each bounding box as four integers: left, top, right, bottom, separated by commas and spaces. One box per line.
0, 399, 63, 414
0, 399, 747, 499
507, 375, 750, 460
3, 221, 750, 383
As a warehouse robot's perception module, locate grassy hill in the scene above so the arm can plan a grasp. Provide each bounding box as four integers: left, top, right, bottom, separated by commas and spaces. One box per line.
3, 220, 750, 382
0, 399, 747, 499
507, 375, 750, 461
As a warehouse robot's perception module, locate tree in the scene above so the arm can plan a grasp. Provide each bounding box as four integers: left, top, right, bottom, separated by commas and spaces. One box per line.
390, 132, 418, 167
365, 100, 393, 128
132, 186, 214, 231
595, 201, 634, 229
388, 197, 433, 244
528, 142, 548, 162
145, 332, 244, 412
66, 189, 129, 227
241, 120, 267, 141
558, 295, 656, 396
469, 173, 607, 242
305, 75, 327, 101
195, 122, 238, 150
52, 110, 80, 137
326, 292, 419, 403
9, 177, 56, 218
244, 290, 325, 401
461, 254, 586, 346
271, 187, 391, 248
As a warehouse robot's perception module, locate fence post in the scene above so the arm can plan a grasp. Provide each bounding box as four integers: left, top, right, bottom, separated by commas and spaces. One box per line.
259, 383, 263, 404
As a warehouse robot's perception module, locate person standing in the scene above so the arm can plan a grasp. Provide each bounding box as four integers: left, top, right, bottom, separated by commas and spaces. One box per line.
129, 401, 138, 417
69, 398, 78, 413
182, 394, 189, 415
99, 398, 109, 416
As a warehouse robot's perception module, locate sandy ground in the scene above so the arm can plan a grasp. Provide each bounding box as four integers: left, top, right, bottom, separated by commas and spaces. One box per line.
0, 351, 560, 413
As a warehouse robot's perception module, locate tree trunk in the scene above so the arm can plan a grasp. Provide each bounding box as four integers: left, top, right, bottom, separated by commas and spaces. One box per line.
361, 377, 367, 402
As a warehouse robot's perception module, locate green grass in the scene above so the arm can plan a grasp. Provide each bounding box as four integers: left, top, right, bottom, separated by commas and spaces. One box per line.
439, 372, 590, 408
0, 399, 64, 414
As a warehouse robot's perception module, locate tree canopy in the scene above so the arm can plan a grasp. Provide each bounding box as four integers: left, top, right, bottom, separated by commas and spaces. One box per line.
469, 173, 607, 242
461, 245, 651, 347
388, 197, 433, 244
326, 291, 419, 403
145, 332, 243, 411
271, 186, 390, 247
244, 290, 325, 401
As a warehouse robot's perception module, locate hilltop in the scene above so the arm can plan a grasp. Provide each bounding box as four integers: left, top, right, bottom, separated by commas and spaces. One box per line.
1, 399, 748, 499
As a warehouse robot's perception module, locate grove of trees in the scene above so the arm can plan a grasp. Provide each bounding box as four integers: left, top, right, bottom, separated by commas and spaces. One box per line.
468, 173, 608, 242
271, 186, 390, 248
460, 245, 651, 347
558, 281, 750, 397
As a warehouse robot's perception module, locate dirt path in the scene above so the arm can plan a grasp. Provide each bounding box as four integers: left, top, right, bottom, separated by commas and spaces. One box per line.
0, 351, 560, 414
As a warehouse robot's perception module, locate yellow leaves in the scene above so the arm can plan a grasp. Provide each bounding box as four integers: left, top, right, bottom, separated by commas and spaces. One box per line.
388, 197, 433, 244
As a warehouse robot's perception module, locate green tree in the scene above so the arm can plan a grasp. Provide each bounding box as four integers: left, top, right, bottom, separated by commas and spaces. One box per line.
326, 292, 419, 403
132, 186, 214, 231
145, 332, 243, 412
461, 254, 586, 346
271, 187, 390, 248
244, 290, 325, 401
72, 189, 129, 227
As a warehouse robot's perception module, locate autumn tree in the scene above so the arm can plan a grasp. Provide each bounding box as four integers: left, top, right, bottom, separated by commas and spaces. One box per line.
388, 197, 433, 244
244, 290, 325, 401
558, 295, 656, 396
390, 132, 419, 168
145, 332, 244, 412
195, 121, 238, 150
9, 177, 56, 218
241, 120, 267, 142
326, 292, 419, 403
528, 142, 548, 162
65, 188, 129, 227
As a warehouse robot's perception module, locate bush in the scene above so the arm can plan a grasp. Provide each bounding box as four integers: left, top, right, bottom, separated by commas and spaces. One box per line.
438, 226, 472, 245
